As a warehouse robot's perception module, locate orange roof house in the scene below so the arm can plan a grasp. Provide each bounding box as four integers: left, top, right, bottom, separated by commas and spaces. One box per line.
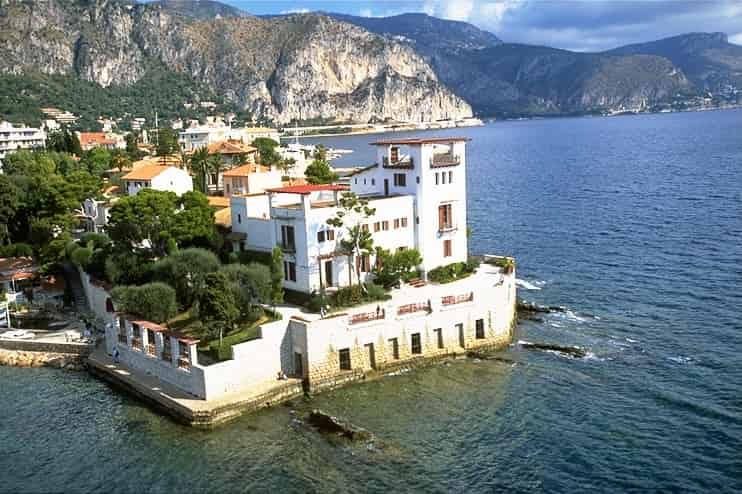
122, 165, 171, 181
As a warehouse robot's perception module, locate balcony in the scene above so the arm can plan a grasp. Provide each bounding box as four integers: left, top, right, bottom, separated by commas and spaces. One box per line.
349, 309, 385, 325
117, 333, 127, 344
430, 153, 460, 168
131, 337, 142, 351
382, 156, 414, 169
397, 302, 431, 316
146, 344, 156, 356
178, 357, 191, 371
161, 350, 172, 362
442, 292, 474, 306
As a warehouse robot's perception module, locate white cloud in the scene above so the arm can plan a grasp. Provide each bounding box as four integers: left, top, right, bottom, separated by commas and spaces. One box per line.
280, 7, 310, 14
359, 8, 373, 18
730, 33, 742, 46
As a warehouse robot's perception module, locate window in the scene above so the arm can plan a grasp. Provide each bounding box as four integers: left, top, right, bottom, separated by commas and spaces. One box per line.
434, 328, 444, 349
362, 224, 369, 232
416, 176, 420, 184
354, 178, 358, 184
475, 319, 485, 339
393, 173, 406, 187
382, 221, 389, 231
281, 225, 295, 251
389, 338, 399, 360
373, 222, 380, 232
438, 204, 453, 230
390, 146, 399, 162
435, 173, 439, 185
226, 184, 231, 194
401, 217, 408, 227
411, 333, 422, 354
394, 218, 400, 229
317, 230, 326, 243
237, 214, 241, 224
456, 323, 465, 348
364, 178, 367, 185
356, 254, 371, 273
441, 172, 446, 184
327, 229, 335, 241
284, 261, 296, 282
210, 173, 218, 185
443, 239, 452, 258
372, 179, 375, 186
448, 171, 453, 183
339, 348, 351, 370
162, 336, 172, 361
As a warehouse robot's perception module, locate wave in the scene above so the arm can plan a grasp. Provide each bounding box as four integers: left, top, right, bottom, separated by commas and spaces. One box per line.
516, 279, 543, 290
667, 355, 693, 365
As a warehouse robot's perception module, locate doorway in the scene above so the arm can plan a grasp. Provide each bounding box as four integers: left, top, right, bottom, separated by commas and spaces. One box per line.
457, 323, 465, 348
364, 343, 376, 370
294, 352, 303, 377
384, 178, 389, 196
324, 260, 334, 287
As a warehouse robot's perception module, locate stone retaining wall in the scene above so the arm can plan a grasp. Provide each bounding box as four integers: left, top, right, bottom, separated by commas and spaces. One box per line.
0, 339, 93, 355
0, 348, 86, 370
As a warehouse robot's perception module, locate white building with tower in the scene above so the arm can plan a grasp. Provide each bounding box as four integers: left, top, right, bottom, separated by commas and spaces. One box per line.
229, 137, 469, 293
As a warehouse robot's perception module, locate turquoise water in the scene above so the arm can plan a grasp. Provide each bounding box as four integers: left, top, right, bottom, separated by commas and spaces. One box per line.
2, 110, 741, 493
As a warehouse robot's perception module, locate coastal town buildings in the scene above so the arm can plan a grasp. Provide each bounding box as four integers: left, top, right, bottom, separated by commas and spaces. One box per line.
0, 121, 46, 166
179, 120, 280, 152
78, 132, 125, 151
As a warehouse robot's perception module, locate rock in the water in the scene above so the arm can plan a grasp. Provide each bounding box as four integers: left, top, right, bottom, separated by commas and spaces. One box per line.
308, 409, 372, 442
519, 341, 587, 358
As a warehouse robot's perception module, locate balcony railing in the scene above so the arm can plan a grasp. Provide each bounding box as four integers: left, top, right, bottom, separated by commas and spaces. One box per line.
442, 292, 474, 306
382, 156, 414, 169
146, 344, 156, 356
430, 153, 460, 168
131, 337, 142, 350
349, 309, 385, 325
178, 357, 191, 370
118, 333, 127, 344
162, 350, 172, 362
397, 302, 430, 316
280, 242, 296, 253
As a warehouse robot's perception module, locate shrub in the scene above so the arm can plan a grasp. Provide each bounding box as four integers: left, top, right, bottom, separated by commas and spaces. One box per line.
308, 291, 330, 313
70, 246, 93, 268
0, 243, 34, 258
151, 247, 221, 306
111, 282, 178, 323
331, 283, 390, 309
428, 262, 476, 284
372, 247, 422, 288
365, 282, 389, 301
79, 232, 111, 250
485, 256, 515, 274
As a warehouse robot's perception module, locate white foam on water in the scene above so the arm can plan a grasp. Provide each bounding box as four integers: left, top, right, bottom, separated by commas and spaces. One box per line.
668, 355, 693, 364
516, 279, 543, 290
564, 310, 587, 322
625, 337, 639, 343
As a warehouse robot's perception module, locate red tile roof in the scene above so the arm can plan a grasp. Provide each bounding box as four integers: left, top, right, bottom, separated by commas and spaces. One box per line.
265, 184, 348, 195
222, 164, 271, 177
371, 137, 470, 145
0, 257, 38, 282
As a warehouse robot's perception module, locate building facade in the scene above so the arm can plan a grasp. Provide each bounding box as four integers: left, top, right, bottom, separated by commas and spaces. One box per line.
0, 121, 46, 166
121, 165, 193, 196
230, 137, 469, 293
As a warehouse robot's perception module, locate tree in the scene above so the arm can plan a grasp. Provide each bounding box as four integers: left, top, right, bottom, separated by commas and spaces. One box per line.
277, 157, 296, 178
125, 132, 143, 160
110, 149, 131, 173
151, 247, 221, 307
270, 246, 284, 308
187, 147, 210, 193
326, 192, 375, 288
220, 262, 271, 311
107, 189, 179, 254
155, 127, 178, 156
251, 137, 281, 167
207, 153, 224, 193
304, 146, 338, 184
372, 247, 422, 288
171, 191, 216, 246
81, 147, 112, 176
197, 272, 240, 346
111, 282, 178, 323
0, 175, 18, 244
46, 128, 82, 156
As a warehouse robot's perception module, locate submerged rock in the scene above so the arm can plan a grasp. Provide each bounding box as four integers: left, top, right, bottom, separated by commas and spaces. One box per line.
466, 351, 516, 365
517, 300, 567, 314
308, 409, 373, 442
519, 341, 587, 358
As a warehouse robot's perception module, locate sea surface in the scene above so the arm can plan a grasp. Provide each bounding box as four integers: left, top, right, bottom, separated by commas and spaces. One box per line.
2, 110, 741, 493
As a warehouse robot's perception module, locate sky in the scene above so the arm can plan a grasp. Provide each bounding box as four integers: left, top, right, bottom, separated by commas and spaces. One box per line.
215, 0, 742, 52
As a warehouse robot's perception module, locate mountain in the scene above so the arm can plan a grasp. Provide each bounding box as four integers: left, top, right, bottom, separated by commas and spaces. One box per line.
0, 0, 471, 124
335, 15, 741, 117
149, 0, 248, 20
608, 32, 742, 95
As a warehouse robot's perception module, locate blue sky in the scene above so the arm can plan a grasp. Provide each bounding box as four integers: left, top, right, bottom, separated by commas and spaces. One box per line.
210, 0, 742, 52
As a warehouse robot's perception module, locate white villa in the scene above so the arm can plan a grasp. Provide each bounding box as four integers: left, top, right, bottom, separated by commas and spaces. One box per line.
0, 121, 46, 166
121, 165, 193, 196
230, 137, 469, 292
91, 136, 517, 423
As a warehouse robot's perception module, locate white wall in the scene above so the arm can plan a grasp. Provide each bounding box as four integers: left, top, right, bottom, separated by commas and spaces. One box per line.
150, 167, 193, 196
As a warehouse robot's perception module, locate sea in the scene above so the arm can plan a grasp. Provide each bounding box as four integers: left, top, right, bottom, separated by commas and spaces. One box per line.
1, 110, 740, 493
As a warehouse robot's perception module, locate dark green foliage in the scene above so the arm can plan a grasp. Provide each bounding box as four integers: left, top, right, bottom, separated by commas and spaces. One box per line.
155, 128, 179, 156
235, 249, 273, 266
283, 288, 314, 308
304, 151, 339, 185
151, 247, 221, 307
326, 192, 376, 287
0, 175, 18, 244
171, 191, 217, 247
197, 271, 240, 345
307, 291, 330, 313
485, 256, 514, 274
220, 262, 272, 309
270, 247, 284, 307
251, 137, 281, 167
427, 261, 477, 284
70, 246, 93, 268
372, 247, 423, 288
331, 282, 390, 309
0, 70, 229, 130
105, 250, 154, 286
46, 128, 82, 156
0, 243, 34, 258
111, 282, 178, 323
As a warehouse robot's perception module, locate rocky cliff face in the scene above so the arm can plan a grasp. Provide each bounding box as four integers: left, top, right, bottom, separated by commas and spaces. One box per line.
0, 0, 471, 123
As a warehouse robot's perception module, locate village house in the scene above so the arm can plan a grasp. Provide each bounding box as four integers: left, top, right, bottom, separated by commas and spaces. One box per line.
0, 121, 46, 166
121, 165, 193, 196
179, 120, 280, 153
77, 132, 125, 151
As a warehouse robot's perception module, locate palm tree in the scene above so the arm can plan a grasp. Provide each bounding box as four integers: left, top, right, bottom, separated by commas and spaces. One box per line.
207, 154, 225, 194
187, 147, 210, 193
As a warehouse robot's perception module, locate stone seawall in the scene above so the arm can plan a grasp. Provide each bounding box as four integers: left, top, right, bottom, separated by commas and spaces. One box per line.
0, 340, 93, 370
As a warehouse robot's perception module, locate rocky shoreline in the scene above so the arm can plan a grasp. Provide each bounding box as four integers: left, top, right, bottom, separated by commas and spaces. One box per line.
0, 349, 85, 370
